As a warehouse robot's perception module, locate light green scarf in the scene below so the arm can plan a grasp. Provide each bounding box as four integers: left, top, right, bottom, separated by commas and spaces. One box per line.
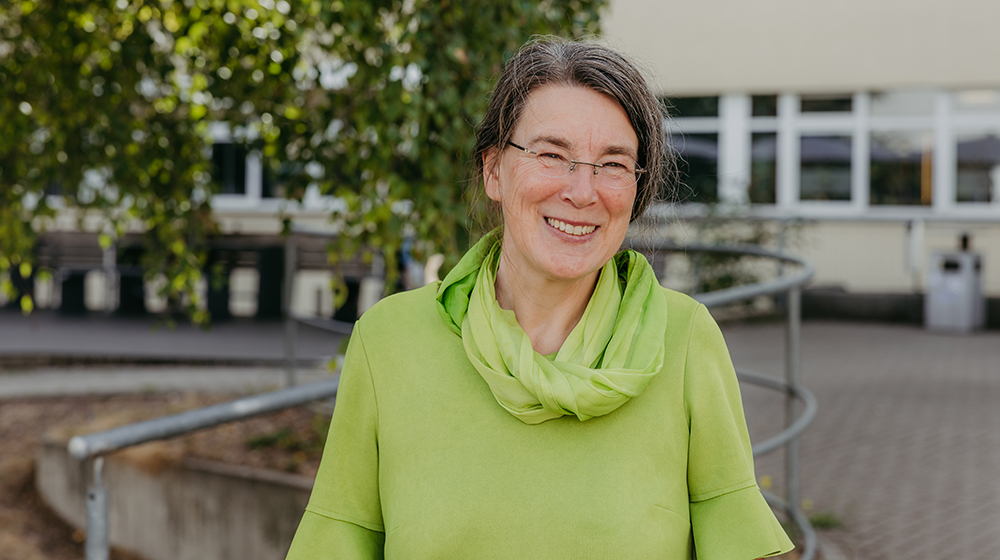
436, 233, 668, 425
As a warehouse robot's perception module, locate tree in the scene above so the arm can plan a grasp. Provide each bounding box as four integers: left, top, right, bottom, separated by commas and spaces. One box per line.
0, 0, 606, 322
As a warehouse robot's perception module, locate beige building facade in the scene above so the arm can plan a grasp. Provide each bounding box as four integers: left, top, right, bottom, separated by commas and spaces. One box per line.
603, 0, 1000, 302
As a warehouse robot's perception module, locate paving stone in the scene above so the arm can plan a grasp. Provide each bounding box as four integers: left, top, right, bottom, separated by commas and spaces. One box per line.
725, 320, 1000, 560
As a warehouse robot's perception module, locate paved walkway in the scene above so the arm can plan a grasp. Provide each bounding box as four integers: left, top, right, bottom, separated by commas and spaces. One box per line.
2, 310, 999, 559
0, 308, 346, 364
726, 320, 1000, 560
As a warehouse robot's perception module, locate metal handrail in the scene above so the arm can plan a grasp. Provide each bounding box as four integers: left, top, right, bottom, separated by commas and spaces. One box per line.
68, 378, 340, 460
71, 241, 816, 560
628, 240, 816, 308
738, 369, 818, 457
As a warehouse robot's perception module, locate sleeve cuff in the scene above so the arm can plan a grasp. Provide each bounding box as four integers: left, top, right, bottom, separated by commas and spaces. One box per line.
285, 510, 386, 560
690, 484, 795, 560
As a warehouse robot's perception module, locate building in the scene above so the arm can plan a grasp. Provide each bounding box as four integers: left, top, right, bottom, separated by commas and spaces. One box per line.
603, 0, 1000, 324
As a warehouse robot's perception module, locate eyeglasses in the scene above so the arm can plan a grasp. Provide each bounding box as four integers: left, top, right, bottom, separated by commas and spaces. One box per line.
506, 141, 645, 190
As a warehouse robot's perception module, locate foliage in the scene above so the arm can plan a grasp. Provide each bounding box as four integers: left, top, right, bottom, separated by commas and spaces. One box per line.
808, 511, 844, 530
244, 412, 330, 471
687, 210, 800, 296
1, 0, 217, 320
0, 0, 606, 321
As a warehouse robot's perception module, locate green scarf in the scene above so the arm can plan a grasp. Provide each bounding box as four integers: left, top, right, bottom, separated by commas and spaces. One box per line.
436, 233, 668, 425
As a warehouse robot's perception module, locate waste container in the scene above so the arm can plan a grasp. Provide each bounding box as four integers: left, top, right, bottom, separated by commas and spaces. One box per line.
924, 252, 985, 332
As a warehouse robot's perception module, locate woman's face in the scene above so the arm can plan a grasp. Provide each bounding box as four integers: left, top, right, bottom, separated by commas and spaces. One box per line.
484, 84, 638, 286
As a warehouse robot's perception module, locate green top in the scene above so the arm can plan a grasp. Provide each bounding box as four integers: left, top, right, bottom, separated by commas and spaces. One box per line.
286, 283, 793, 559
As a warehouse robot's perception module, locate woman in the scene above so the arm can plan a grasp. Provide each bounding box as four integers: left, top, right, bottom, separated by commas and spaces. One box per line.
286, 39, 793, 559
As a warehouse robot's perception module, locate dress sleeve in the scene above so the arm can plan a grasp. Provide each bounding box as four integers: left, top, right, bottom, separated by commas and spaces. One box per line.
285, 321, 386, 560
684, 304, 794, 560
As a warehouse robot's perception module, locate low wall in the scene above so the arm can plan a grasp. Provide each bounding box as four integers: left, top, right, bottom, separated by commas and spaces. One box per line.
36, 438, 312, 560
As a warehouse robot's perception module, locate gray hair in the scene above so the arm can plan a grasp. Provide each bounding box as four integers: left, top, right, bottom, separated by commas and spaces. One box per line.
472, 38, 675, 227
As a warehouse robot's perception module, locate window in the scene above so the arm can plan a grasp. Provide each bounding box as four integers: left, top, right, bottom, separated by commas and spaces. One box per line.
800, 135, 852, 201
870, 131, 932, 206
262, 160, 299, 199
664, 90, 1000, 213
675, 133, 718, 203
752, 95, 778, 117
212, 143, 248, 195
662, 96, 719, 118
750, 133, 777, 203
801, 94, 853, 113
956, 132, 1000, 203
955, 89, 1000, 114
870, 90, 935, 117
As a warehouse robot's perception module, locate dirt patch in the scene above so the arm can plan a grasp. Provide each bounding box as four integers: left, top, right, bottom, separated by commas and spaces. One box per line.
0, 392, 328, 560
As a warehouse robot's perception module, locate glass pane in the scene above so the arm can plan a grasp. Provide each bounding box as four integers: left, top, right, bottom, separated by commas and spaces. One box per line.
262, 160, 299, 199
752, 95, 778, 117
870, 90, 935, 117
662, 96, 719, 118
212, 143, 247, 195
800, 135, 852, 201
801, 94, 853, 113
673, 133, 718, 203
956, 90, 1000, 114
750, 133, 776, 203
870, 131, 933, 206
956, 132, 1000, 203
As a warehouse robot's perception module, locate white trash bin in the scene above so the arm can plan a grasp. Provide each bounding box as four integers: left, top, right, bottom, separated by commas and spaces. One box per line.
924, 252, 985, 332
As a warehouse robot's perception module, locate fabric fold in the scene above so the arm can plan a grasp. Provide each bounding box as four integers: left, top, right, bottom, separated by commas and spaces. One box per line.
689, 484, 795, 559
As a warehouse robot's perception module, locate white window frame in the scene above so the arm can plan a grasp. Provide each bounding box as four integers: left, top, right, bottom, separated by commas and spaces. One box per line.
668, 89, 1000, 221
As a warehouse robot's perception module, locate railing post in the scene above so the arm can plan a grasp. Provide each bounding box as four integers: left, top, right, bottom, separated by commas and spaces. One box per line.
102, 242, 117, 314
85, 457, 109, 560
784, 286, 802, 515
283, 234, 298, 387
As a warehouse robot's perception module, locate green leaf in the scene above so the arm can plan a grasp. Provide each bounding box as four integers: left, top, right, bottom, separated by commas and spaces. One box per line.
20, 294, 34, 314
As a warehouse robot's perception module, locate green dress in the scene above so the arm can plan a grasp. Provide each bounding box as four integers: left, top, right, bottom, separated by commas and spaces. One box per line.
285, 279, 793, 559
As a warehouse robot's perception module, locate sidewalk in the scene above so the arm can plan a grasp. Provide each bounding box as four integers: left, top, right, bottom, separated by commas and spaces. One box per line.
726, 320, 1000, 560
0, 309, 345, 365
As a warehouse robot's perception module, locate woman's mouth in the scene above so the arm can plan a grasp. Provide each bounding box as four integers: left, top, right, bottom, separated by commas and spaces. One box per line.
546, 217, 597, 237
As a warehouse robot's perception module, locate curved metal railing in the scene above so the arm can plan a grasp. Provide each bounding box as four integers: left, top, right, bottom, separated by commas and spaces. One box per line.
71, 240, 816, 560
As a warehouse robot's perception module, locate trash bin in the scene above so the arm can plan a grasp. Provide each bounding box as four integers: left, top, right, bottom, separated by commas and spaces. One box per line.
924, 252, 985, 332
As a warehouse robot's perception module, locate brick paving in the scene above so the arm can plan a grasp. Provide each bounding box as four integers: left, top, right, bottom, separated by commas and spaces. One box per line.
726, 320, 1000, 560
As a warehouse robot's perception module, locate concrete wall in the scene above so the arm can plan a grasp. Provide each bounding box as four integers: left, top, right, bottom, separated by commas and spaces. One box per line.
603, 0, 1000, 94
796, 220, 999, 295
36, 439, 312, 560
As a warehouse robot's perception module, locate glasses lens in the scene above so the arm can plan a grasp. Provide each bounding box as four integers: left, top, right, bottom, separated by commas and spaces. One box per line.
598, 172, 640, 190
534, 154, 573, 178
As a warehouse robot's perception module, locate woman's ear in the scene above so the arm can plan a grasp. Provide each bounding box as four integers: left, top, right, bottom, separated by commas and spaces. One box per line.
483, 148, 501, 202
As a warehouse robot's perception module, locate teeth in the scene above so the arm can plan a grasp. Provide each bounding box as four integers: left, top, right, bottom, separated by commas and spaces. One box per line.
546, 218, 596, 236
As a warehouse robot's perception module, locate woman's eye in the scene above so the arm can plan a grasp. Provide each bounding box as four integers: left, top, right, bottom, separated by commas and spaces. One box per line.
602, 161, 628, 170
538, 152, 565, 161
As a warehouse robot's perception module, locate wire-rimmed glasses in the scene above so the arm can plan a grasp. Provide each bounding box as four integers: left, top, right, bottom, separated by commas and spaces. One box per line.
506, 141, 644, 190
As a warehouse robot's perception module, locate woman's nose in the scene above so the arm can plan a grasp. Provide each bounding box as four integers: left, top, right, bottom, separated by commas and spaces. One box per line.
560, 166, 599, 207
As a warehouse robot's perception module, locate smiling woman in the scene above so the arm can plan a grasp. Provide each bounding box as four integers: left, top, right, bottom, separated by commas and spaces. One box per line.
484, 84, 641, 353
285, 39, 794, 560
